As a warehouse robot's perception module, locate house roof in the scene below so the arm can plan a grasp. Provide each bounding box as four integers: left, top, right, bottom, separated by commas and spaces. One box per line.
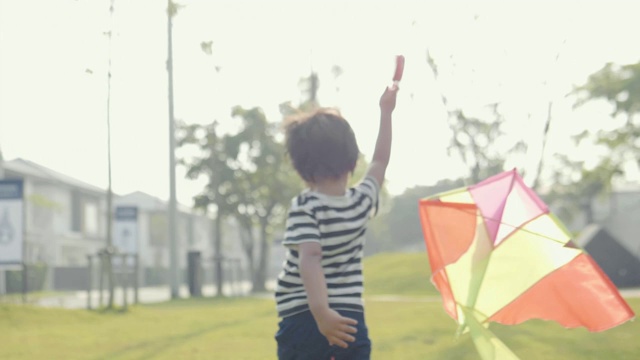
575, 224, 603, 248
3, 158, 105, 194
602, 205, 640, 258
115, 190, 203, 215
2, 158, 208, 217
578, 207, 640, 259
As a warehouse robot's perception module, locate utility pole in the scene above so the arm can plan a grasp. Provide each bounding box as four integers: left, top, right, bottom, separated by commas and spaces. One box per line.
167, 0, 179, 299
104, 0, 116, 309
0, 146, 5, 296
0, 147, 4, 178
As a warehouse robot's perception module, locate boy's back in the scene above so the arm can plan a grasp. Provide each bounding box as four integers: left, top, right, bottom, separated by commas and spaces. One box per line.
275, 176, 380, 318
275, 84, 398, 360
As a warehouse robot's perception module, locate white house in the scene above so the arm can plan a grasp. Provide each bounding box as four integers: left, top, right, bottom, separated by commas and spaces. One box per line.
3, 158, 108, 268
1, 158, 246, 291
114, 191, 229, 286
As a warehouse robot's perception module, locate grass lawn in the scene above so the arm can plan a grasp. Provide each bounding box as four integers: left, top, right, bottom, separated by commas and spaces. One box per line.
1, 253, 638, 359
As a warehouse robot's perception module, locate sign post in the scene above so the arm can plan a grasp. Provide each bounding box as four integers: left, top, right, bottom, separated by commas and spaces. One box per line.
114, 206, 138, 305
114, 206, 138, 257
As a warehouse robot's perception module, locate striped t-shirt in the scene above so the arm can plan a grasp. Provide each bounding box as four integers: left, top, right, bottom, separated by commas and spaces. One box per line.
275, 176, 380, 318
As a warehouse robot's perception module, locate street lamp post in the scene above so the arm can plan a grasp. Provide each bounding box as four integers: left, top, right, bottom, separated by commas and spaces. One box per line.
167, 0, 179, 299
104, 0, 116, 309
0, 147, 4, 296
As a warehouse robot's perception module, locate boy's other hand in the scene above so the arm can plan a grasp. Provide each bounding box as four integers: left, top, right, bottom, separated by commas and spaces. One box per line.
315, 308, 358, 348
379, 84, 399, 114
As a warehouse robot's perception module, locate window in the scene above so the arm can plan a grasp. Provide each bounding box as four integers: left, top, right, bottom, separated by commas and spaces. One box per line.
83, 200, 98, 236
70, 191, 99, 236
149, 212, 168, 246
71, 191, 82, 232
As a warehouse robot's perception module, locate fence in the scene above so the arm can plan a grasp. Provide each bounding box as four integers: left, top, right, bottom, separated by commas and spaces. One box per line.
86, 252, 139, 310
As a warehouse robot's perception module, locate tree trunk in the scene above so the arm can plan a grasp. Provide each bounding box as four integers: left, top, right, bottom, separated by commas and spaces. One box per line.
239, 225, 255, 290
214, 214, 224, 296
238, 222, 255, 292
583, 197, 595, 224
532, 102, 553, 191
251, 218, 270, 293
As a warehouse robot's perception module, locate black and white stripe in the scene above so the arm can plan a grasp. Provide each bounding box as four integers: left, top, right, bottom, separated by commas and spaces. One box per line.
275, 176, 379, 318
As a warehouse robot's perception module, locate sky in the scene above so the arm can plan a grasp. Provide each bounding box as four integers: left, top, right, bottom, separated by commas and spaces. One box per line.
1, 0, 639, 206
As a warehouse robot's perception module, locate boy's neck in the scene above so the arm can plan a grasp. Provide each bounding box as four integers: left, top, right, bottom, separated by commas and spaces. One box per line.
310, 174, 349, 196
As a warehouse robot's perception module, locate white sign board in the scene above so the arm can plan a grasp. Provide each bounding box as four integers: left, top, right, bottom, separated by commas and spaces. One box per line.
114, 206, 138, 255
0, 179, 24, 265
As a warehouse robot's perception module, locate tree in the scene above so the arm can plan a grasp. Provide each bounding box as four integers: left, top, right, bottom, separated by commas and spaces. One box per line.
225, 106, 302, 292
448, 106, 527, 184
573, 61, 640, 173
178, 120, 236, 296
376, 178, 466, 252
178, 70, 318, 294
548, 61, 640, 224
426, 52, 527, 185
180, 68, 392, 293
546, 155, 622, 224
297, 72, 320, 110
180, 107, 303, 294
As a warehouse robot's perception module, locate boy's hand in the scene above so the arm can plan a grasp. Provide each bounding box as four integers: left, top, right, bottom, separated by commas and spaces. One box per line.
379, 84, 399, 114
314, 307, 358, 348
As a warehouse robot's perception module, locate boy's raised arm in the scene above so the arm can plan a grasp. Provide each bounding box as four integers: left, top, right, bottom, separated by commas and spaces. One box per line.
366, 84, 398, 187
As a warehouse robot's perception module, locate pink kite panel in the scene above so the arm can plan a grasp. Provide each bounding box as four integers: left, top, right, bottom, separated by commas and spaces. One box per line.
469, 170, 516, 243
493, 175, 548, 245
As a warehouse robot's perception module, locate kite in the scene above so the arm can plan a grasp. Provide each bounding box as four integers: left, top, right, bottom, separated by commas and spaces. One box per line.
418, 169, 635, 360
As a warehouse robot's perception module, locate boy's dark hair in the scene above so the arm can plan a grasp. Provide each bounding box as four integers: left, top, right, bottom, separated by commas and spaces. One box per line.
284, 108, 359, 183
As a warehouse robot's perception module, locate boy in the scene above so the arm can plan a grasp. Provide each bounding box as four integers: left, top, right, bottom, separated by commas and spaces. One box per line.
274, 84, 399, 359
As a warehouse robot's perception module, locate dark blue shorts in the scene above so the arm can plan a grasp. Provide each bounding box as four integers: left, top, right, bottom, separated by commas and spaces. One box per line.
275, 310, 371, 360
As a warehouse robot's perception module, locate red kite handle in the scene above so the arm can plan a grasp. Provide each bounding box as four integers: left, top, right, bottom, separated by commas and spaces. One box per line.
392, 55, 405, 83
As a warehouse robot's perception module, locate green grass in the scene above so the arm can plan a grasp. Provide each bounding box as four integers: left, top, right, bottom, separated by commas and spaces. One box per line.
364, 252, 438, 296
1, 252, 638, 359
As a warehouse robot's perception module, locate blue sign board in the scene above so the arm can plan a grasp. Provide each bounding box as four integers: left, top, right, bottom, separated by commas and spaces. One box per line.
0, 179, 23, 200
115, 206, 138, 221
114, 206, 138, 255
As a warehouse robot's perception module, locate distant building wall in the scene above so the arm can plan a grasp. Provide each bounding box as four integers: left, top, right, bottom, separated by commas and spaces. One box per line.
558, 190, 640, 233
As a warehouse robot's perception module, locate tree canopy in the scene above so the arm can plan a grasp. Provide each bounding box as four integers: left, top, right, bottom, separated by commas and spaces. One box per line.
543, 61, 640, 225
574, 61, 640, 169
178, 106, 303, 293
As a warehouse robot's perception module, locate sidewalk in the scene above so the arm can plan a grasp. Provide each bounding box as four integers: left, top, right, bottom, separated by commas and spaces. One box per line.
619, 287, 640, 298
30, 282, 255, 309
6, 285, 639, 310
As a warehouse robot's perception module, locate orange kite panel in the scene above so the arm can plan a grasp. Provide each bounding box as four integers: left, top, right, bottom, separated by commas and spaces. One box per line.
488, 253, 635, 331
